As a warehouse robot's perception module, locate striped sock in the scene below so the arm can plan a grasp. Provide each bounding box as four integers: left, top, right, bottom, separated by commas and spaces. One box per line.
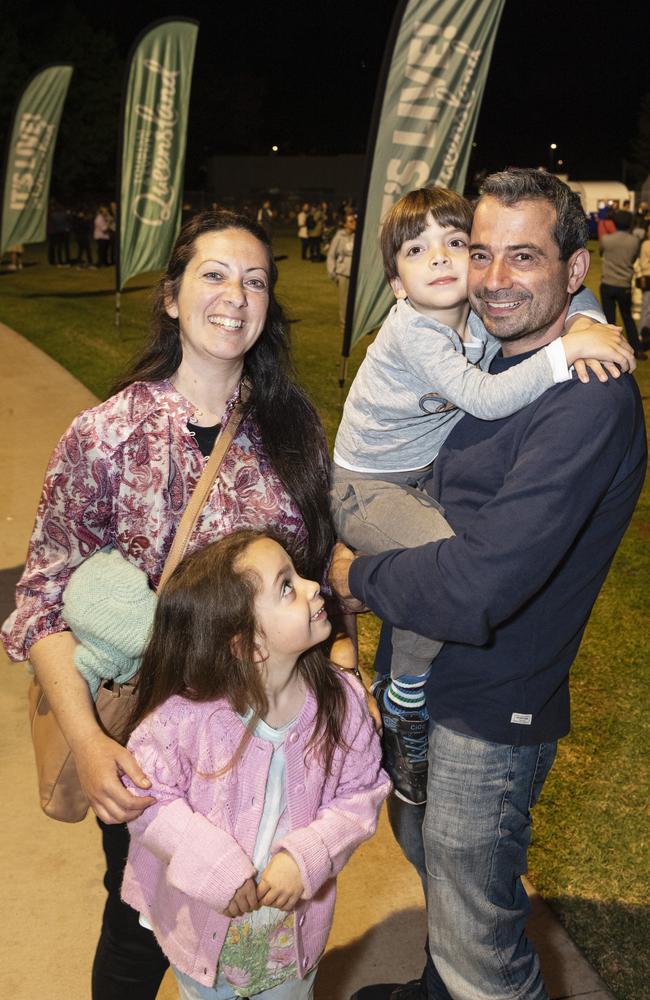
386, 670, 430, 713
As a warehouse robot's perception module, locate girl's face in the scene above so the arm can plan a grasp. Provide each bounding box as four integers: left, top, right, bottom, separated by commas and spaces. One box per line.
165, 229, 270, 368
237, 538, 331, 665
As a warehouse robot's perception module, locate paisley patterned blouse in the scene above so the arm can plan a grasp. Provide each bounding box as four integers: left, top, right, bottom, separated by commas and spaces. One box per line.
3, 379, 314, 662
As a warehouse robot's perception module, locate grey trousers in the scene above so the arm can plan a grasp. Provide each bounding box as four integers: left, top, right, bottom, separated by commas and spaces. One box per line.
330, 463, 454, 678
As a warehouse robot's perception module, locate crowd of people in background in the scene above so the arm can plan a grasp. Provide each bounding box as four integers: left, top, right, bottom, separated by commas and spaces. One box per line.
6, 193, 649, 362
597, 198, 650, 358
31, 201, 120, 269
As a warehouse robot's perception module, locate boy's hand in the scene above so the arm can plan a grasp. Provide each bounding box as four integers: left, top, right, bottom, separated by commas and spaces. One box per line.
562, 317, 635, 382
257, 851, 304, 911
573, 357, 636, 384
223, 876, 259, 917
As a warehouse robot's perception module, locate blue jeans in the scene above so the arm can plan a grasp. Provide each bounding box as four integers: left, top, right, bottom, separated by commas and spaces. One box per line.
389, 723, 556, 1000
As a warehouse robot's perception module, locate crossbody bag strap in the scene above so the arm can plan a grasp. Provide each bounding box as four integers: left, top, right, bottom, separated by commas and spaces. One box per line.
157, 383, 250, 592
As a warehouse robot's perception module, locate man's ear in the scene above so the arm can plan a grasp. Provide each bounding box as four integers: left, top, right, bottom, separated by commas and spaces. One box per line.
163, 281, 179, 319
566, 248, 590, 293
389, 274, 407, 300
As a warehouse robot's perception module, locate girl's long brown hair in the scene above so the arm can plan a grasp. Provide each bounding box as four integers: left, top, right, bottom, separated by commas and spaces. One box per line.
124, 529, 348, 774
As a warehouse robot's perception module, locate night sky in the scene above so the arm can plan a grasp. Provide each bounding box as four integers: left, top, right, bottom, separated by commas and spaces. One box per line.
4, 1, 649, 188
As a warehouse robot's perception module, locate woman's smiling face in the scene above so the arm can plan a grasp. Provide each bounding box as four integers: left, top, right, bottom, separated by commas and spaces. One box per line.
165, 228, 270, 367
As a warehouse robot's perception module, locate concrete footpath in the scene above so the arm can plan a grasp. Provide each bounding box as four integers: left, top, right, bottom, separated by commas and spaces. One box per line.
0, 321, 615, 1000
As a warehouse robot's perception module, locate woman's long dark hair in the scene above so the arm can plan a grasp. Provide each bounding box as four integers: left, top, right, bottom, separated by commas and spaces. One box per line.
111, 210, 334, 579
124, 529, 348, 774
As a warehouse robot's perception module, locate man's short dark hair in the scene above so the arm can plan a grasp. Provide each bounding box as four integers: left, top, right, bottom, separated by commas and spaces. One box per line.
480, 168, 589, 260
613, 210, 633, 231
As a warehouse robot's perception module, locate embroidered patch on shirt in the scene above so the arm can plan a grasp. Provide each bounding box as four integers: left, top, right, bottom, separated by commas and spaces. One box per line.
510, 713, 533, 725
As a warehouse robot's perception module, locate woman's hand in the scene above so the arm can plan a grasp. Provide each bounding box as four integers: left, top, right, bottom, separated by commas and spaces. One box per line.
73, 731, 156, 824
29, 633, 155, 824
257, 851, 304, 911
223, 877, 259, 918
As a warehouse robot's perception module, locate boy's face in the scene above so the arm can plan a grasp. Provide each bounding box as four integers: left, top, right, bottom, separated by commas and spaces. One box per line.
390, 213, 469, 319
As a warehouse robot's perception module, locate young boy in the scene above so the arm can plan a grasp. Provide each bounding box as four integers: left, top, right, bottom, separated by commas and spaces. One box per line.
331, 186, 633, 806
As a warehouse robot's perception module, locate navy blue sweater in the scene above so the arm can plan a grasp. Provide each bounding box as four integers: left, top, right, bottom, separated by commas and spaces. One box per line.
349, 350, 647, 745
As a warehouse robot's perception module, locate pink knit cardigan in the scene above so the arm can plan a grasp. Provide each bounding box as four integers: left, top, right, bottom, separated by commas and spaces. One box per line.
121, 674, 391, 987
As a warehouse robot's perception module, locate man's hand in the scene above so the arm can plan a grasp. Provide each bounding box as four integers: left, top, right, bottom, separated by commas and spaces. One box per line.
257, 851, 304, 911
74, 732, 156, 824
328, 542, 364, 610
223, 877, 259, 918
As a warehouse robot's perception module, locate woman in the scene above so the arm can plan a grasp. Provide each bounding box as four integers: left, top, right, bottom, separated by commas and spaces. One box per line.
326, 210, 356, 334
94, 205, 111, 266
2, 211, 338, 1000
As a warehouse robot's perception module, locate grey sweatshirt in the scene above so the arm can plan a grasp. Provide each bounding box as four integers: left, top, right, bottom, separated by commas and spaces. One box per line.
334, 291, 600, 473
600, 231, 640, 286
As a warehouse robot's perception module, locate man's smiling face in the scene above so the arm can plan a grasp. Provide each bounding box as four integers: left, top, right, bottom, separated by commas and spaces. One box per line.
468, 196, 580, 352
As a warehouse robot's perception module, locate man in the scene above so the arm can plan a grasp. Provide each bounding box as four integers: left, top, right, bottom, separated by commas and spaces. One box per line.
257, 198, 274, 239
600, 209, 644, 358
330, 169, 646, 1000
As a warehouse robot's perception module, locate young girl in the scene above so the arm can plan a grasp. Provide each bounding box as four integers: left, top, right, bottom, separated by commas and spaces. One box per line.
121, 529, 391, 1000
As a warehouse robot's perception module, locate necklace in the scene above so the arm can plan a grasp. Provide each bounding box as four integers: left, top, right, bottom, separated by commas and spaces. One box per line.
169, 376, 209, 426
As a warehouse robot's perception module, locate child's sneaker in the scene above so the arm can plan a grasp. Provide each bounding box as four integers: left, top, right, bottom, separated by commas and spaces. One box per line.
372, 676, 428, 805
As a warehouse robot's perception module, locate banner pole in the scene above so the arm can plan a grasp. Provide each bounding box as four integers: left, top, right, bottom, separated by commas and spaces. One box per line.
338, 356, 349, 406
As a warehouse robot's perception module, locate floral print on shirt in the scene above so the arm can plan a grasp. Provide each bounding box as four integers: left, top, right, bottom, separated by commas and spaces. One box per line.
2, 380, 317, 661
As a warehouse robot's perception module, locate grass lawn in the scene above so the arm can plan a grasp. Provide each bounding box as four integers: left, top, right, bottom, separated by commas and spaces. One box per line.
1, 233, 648, 999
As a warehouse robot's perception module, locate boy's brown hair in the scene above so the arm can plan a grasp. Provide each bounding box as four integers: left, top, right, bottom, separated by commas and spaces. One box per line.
380, 186, 474, 281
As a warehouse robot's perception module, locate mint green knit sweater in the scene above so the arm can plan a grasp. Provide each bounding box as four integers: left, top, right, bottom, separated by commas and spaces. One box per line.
62, 548, 157, 695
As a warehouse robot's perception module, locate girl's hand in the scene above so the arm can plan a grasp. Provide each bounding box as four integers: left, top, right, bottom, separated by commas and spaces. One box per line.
257, 851, 304, 911
562, 318, 635, 376
223, 877, 259, 918
73, 732, 156, 824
